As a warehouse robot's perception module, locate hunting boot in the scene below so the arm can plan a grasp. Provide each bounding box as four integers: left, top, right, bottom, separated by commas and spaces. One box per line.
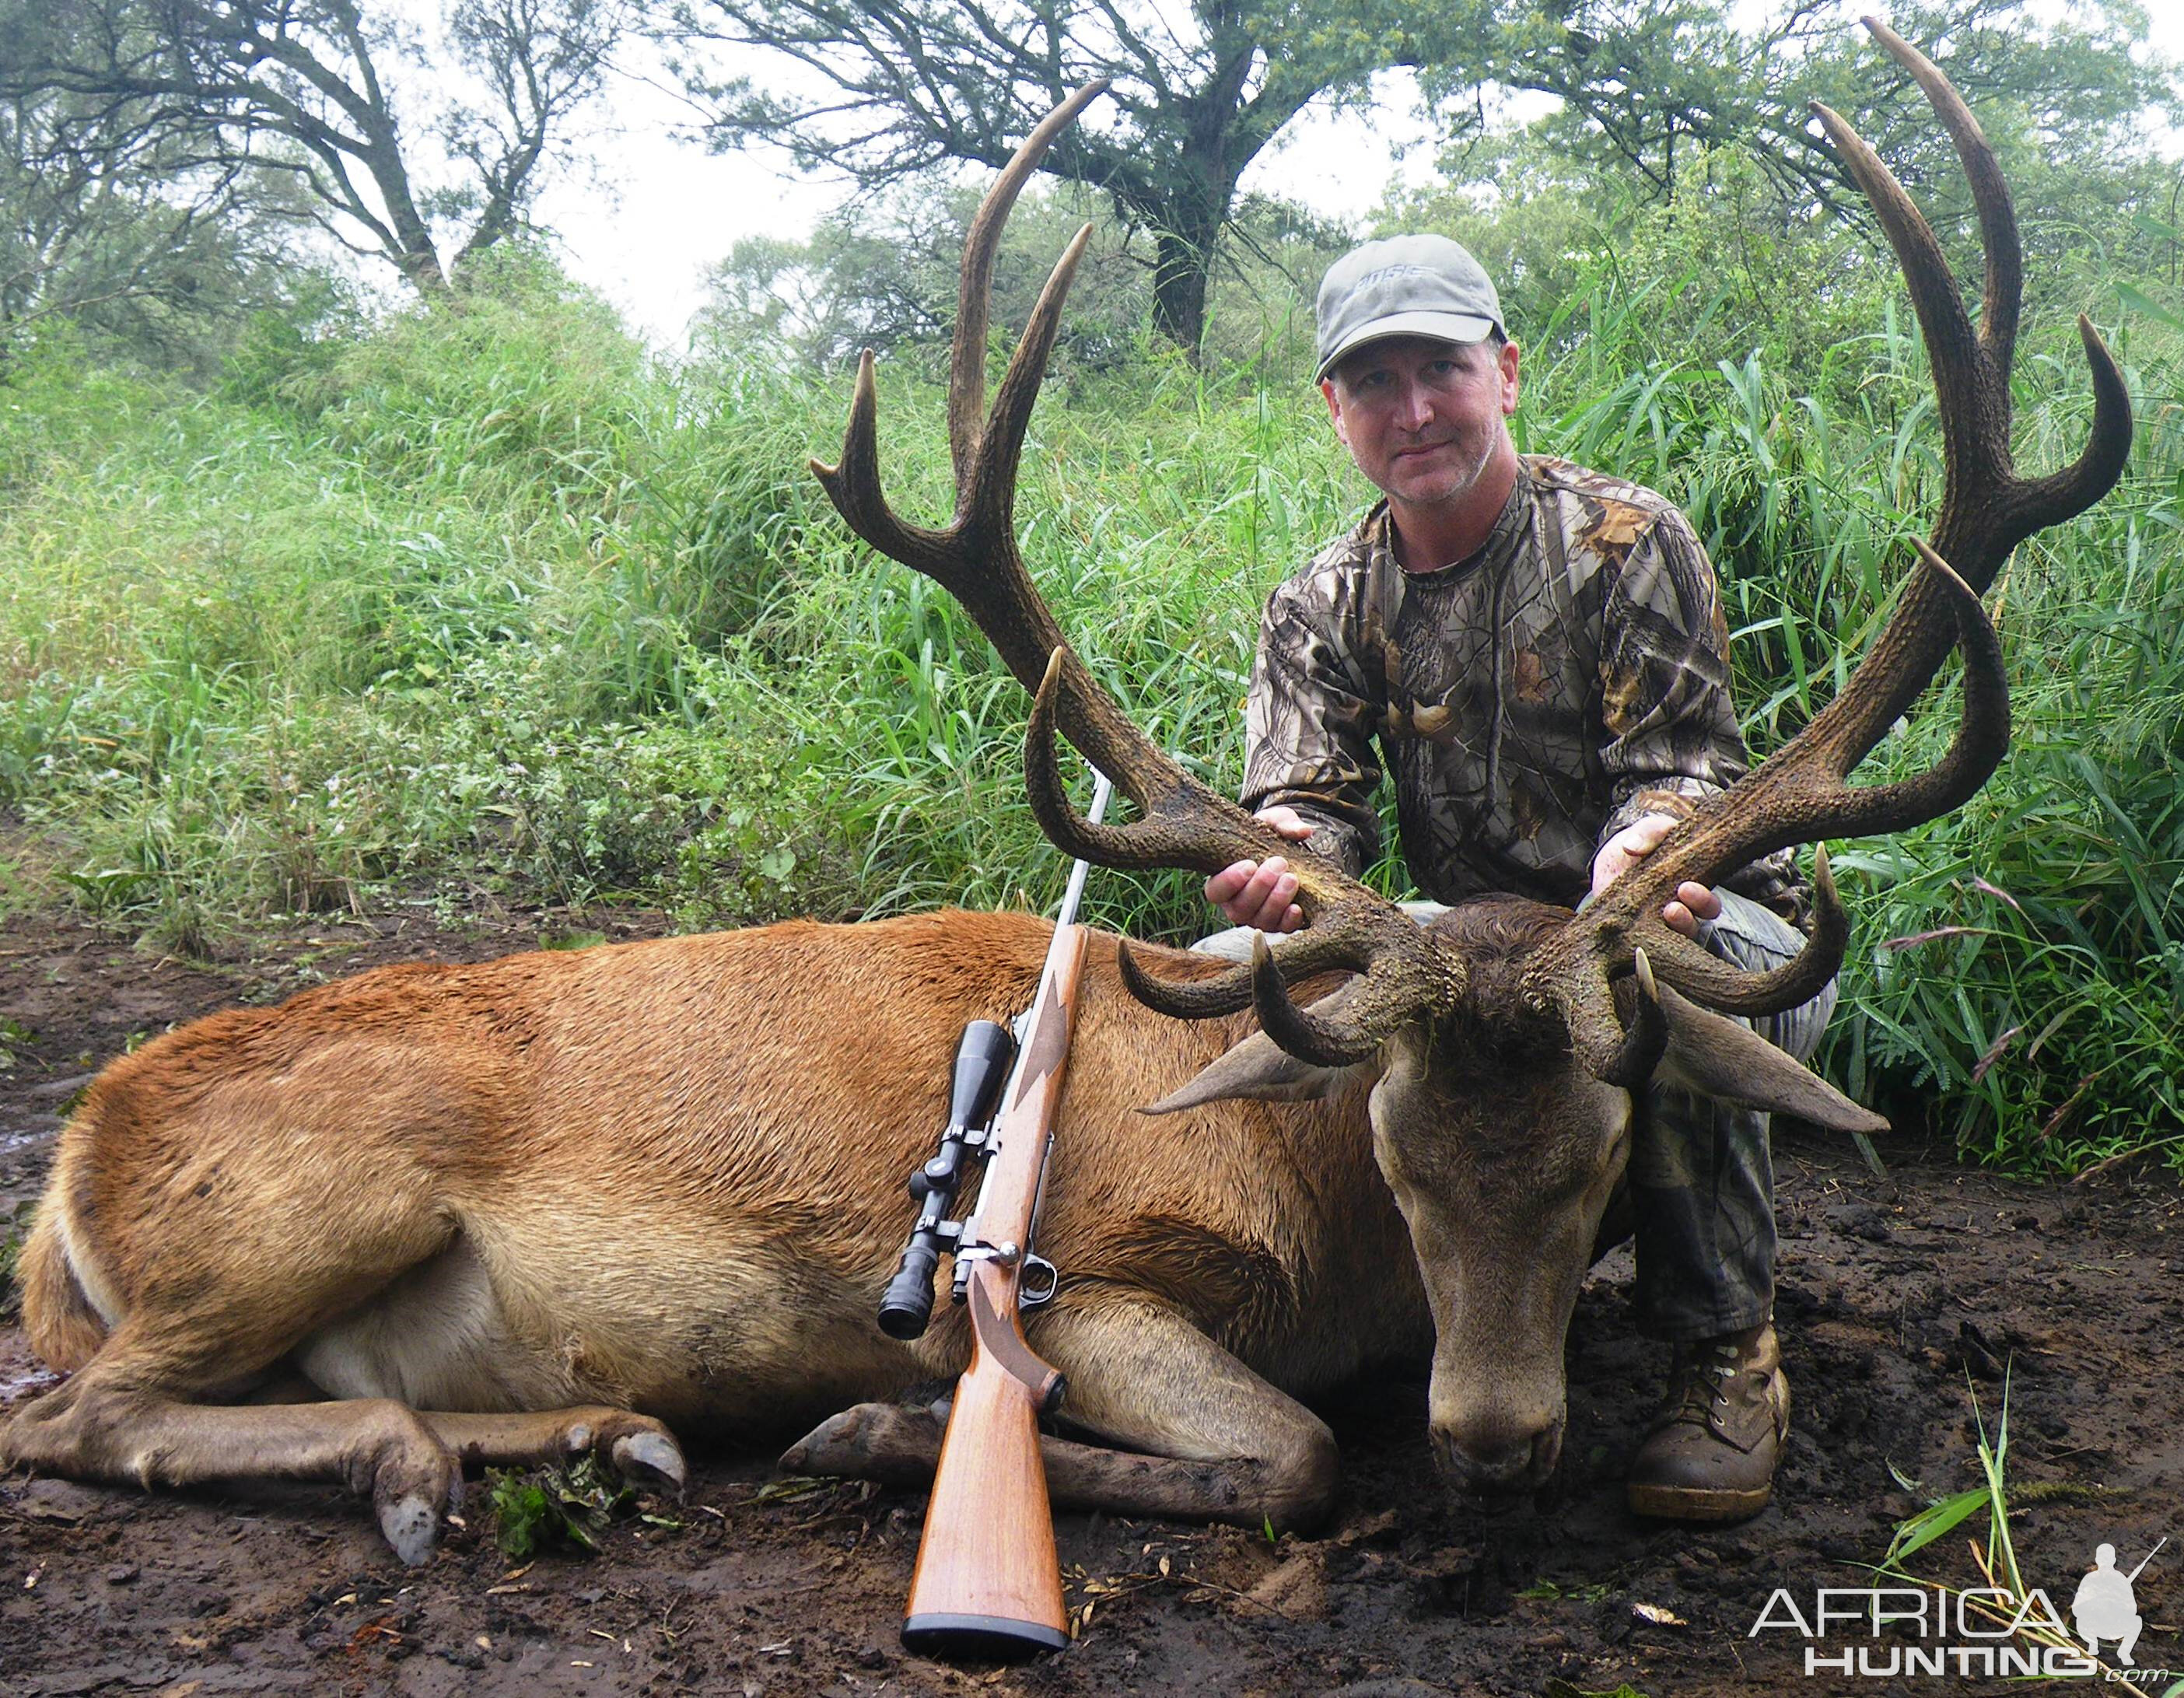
1626, 1321, 1789, 1521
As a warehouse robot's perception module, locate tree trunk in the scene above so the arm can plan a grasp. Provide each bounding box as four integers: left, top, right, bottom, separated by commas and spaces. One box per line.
1150, 226, 1211, 354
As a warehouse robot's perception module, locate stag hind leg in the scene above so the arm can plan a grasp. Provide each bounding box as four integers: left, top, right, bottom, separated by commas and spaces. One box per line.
2, 1339, 466, 1563
3, 1359, 685, 1564
5, 1185, 684, 1562
783, 1296, 1339, 1529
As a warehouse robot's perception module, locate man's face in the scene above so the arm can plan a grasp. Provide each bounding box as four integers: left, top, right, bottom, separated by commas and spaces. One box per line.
1321, 335, 1522, 511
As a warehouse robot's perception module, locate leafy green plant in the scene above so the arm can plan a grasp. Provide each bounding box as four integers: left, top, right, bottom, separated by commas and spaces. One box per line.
485, 1456, 633, 1560
1873, 1374, 2179, 1687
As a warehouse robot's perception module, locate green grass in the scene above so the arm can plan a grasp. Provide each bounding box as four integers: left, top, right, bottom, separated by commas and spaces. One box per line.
1, 245, 2177, 1175
1874, 1375, 2180, 1691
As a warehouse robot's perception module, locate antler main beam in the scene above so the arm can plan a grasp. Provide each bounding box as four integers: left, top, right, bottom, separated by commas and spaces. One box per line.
1533, 17, 2133, 1080
810, 83, 1464, 1050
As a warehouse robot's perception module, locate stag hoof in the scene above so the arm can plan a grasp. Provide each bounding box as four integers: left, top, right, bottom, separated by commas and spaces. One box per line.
779, 1401, 943, 1487
376, 1486, 446, 1567
358, 1409, 461, 1566
608, 1426, 688, 1499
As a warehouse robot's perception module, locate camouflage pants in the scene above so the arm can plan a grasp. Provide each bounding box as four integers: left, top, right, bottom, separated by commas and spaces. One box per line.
1194, 886, 1835, 1345
1626, 887, 1834, 1341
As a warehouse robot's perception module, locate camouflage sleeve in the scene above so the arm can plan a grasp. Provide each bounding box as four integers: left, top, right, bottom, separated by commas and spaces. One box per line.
1597, 511, 1808, 923
1240, 578, 1382, 879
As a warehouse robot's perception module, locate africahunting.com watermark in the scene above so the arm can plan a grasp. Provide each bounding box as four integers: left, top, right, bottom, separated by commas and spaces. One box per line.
1749, 1539, 2170, 1680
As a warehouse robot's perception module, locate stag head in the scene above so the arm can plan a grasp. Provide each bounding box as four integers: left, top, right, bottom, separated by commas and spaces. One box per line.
814, 21, 2130, 1493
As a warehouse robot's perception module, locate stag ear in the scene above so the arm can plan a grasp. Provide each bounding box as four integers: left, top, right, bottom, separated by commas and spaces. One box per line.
1141, 961, 1380, 1112
1654, 984, 1888, 1134
1141, 1029, 1363, 1113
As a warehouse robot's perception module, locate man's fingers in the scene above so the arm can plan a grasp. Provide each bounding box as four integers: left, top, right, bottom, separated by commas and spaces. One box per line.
1660, 883, 1720, 938
1204, 860, 1256, 906
1592, 813, 1689, 898
1206, 856, 1300, 931
1676, 881, 1722, 925
1243, 863, 1300, 930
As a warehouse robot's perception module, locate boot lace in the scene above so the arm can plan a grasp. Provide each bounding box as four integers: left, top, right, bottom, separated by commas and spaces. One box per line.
1667, 1339, 1742, 1424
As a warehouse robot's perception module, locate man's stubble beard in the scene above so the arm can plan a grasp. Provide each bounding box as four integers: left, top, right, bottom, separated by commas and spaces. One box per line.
1393, 422, 1503, 516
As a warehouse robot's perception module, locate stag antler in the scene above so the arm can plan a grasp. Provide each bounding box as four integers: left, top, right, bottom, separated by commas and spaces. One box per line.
811, 82, 1461, 1061
1528, 16, 2133, 1083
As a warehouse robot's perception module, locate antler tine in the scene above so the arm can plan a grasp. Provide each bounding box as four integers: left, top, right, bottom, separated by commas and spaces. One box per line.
1023, 651, 1381, 911
1116, 928, 1373, 1021
1531, 23, 2133, 1080
1249, 935, 1459, 1068
947, 80, 1111, 496
1804, 107, 2000, 534
1811, 19, 2131, 597
812, 353, 945, 572
2019, 313, 2134, 537
1857, 17, 2021, 377
1615, 843, 1851, 1017
1545, 537, 2004, 1014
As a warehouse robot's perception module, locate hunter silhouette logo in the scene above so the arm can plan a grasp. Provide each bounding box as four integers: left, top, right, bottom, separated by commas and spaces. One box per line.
2074, 1540, 2164, 1666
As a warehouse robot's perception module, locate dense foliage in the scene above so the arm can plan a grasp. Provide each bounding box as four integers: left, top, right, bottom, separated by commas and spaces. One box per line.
2, 0, 2180, 1177
1, 202, 2177, 1175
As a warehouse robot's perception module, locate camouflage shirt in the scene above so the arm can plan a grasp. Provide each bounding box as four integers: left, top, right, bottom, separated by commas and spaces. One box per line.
1241, 456, 1807, 926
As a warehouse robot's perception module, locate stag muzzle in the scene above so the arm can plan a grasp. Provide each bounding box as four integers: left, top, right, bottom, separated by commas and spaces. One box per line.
1430, 1398, 1568, 1497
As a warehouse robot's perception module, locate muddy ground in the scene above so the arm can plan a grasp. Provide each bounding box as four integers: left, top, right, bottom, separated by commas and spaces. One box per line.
1, 900, 2179, 1698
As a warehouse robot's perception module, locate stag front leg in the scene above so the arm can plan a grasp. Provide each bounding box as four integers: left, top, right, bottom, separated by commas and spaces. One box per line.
418, 1408, 688, 1494
781, 1297, 1339, 1529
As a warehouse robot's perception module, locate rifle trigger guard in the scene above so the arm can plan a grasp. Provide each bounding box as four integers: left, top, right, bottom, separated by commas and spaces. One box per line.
1018, 1254, 1059, 1310
968, 1273, 1067, 1416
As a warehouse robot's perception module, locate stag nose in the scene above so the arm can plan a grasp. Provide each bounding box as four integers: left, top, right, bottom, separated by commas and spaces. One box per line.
1430, 1416, 1566, 1497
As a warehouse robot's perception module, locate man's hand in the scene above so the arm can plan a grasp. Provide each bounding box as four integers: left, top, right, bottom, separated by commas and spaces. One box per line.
1203, 807, 1315, 932
1591, 814, 1721, 940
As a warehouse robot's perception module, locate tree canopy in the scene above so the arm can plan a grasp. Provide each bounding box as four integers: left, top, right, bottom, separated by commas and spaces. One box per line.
669, 0, 1489, 352
678, 0, 2178, 355
1435, 0, 2178, 215
0, 0, 634, 295
0, 73, 310, 366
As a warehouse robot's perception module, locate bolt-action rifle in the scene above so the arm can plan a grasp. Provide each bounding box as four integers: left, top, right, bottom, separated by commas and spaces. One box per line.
876, 772, 1113, 1659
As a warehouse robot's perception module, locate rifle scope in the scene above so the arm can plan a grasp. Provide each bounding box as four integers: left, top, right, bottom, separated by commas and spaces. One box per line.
877, 1018, 1015, 1340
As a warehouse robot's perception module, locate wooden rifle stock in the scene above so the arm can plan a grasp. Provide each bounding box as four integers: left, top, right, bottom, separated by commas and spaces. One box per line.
901, 922, 1087, 1659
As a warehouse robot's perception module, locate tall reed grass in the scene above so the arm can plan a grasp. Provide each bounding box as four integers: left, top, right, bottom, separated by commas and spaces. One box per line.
0, 250, 2175, 1173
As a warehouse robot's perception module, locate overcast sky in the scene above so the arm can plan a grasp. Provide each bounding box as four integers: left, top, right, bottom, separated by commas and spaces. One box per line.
527, 9, 2184, 351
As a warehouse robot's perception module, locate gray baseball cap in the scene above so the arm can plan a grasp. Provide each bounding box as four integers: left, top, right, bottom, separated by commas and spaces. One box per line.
1314, 235, 1505, 383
